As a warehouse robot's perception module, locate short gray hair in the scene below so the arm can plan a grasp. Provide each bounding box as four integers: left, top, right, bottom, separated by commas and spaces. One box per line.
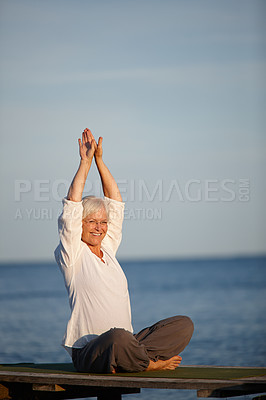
82, 196, 109, 220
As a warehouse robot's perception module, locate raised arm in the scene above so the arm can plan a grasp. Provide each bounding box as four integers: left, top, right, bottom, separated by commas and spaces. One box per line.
67, 129, 97, 202
94, 137, 122, 202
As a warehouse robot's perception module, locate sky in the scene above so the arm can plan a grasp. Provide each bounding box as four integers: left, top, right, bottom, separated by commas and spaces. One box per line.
0, 0, 265, 262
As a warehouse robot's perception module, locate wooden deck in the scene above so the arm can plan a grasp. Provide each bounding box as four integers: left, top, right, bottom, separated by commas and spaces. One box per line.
0, 364, 265, 399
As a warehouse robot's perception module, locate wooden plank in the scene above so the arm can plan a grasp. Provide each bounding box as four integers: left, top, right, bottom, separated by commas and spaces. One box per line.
198, 383, 266, 398
0, 382, 140, 400
1, 363, 266, 381
32, 383, 65, 392
0, 370, 265, 390
2, 363, 265, 377
0, 366, 266, 399
0, 383, 10, 400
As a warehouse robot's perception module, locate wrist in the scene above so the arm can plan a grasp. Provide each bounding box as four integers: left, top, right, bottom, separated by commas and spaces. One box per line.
80, 158, 93, 164
80, 158, 93, 172
94, 155, 104, 164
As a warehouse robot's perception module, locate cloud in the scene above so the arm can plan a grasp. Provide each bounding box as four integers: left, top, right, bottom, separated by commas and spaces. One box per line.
2, 61, 265, 89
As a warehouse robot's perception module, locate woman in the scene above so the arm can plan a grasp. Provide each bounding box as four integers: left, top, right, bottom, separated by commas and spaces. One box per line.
54, 128, 194, 373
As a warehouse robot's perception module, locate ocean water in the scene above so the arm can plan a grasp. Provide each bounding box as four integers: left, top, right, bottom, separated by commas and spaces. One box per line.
0, 256, 265, 399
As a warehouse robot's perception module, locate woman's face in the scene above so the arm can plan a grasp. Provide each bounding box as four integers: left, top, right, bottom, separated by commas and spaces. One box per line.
82, 208, 108, 247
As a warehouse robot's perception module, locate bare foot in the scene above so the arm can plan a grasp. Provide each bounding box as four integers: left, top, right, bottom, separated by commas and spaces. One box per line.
145, 355, 182, 371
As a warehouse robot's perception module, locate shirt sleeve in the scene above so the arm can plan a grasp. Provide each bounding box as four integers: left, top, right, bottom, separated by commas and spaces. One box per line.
102, 196, 125, 256
54, 198, 83, 268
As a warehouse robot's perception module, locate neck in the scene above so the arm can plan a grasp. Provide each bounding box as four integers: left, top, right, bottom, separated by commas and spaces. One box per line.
87, 244, 103, 259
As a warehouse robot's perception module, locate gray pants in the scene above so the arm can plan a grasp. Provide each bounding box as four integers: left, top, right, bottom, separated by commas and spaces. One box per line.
72, 316, 194, 373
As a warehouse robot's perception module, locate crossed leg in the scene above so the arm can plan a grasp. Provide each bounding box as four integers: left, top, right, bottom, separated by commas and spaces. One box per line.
73, 315, 194, 374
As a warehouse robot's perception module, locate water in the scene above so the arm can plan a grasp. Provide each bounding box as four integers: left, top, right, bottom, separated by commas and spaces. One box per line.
0, 256, 265, 399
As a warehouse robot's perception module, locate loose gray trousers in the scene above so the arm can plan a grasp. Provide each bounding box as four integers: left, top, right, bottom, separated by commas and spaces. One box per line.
72, 315, 194, 373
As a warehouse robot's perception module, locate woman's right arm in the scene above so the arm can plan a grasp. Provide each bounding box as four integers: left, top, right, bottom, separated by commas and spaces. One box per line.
67, 128, 97, 201
55, 129, 96, 268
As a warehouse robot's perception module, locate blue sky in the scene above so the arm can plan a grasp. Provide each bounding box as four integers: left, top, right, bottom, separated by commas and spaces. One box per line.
0, 0, 265, 262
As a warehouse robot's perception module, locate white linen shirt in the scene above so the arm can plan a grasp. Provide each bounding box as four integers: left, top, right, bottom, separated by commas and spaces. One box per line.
54, 196, 133, 356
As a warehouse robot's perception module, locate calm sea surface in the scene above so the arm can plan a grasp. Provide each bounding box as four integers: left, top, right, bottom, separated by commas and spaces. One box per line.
0, 256, 265, 399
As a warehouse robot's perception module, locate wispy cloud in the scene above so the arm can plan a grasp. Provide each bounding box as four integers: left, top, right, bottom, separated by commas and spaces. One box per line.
2, 62, 265, 89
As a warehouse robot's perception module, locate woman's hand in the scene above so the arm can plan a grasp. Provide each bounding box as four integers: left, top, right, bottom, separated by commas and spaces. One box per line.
94, 136, 103, 160
78, 128, 97, 161
67, 128, 96, 201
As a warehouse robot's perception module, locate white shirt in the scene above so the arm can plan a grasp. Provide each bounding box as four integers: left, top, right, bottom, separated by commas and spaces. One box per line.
54, 197, 133, 355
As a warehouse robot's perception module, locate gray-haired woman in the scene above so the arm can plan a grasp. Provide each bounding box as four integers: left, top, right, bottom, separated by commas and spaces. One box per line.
55, 128, 194, 374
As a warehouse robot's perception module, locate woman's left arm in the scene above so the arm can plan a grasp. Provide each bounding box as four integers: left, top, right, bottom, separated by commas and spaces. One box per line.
94, 137, 122, 202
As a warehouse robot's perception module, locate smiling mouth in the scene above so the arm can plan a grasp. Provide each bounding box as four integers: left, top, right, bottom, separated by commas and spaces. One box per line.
91, 233, 101, 236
